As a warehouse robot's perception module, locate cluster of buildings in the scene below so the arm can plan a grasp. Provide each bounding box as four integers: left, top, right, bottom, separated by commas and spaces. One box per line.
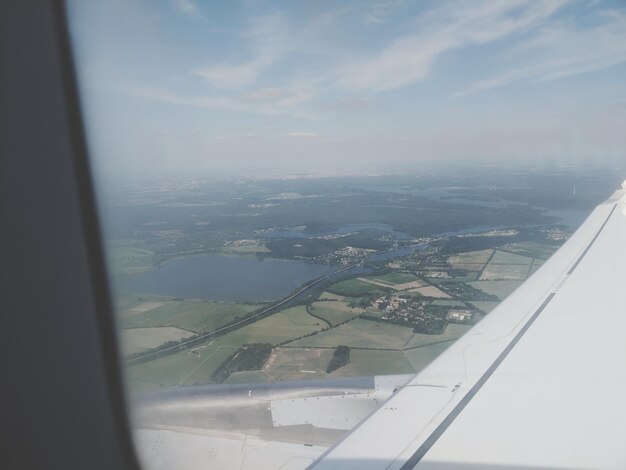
371, 294, 477, 329
314, 246, 375, 265
371, 295, 428, 324
541, 227, 569, 241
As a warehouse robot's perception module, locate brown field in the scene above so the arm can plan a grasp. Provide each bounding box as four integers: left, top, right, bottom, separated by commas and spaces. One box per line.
479, 263, 530, 281
448, 249, 493, 265
409, 285, 451, 298
358, 277, 426, 291
127, 302, 164, 315
262, 347, 335, 381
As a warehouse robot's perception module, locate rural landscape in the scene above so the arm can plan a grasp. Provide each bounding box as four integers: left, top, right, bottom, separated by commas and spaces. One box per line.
105, 167, 619, 394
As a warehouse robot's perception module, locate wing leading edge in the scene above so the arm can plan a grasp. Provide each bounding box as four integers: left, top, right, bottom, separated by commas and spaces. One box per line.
312, 180, 626, 470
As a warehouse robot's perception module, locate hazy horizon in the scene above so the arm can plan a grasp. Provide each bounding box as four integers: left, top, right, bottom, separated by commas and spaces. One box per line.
68, 0, 626, 178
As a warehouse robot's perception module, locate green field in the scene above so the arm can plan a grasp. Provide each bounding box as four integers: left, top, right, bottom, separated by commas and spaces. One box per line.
175, 344, 241, 385
108, 245, 154, 275
489, 250, 533, 265
327, 278, 389, 297
231, 306, 325, 344
479, 263, 530, 280
500, 242, 558, 260
287, 318, 413, 350
224, 371, 271, 384
120, 326, 194, 356
125, 306, 326, 392
330, 349, 414, 377
369, 272, 419, 285
119, 298, 263, 333
125, 339, 240, 392
469, 280, 523, 300
308, 301, 362, 326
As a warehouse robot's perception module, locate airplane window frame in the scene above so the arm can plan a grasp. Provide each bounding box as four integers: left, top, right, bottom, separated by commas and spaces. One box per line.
1, 2, 141, 469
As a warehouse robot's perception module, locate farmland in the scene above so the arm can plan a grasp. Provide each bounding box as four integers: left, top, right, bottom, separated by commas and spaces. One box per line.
109, 168, 609, 390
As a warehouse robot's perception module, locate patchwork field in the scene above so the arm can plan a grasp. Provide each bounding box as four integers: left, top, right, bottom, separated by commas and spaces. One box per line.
120, 327, 195, 356
122, 238, 561, 393
125, 307, 327, 392
287, 318, 414, 350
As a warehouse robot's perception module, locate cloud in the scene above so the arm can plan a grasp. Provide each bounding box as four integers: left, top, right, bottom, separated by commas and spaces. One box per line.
124, 87, 245, 111
333, 0, 568, 92
174, 0, 197, 15
242, 87, 286, 101
123, 86, 316, 119
195, 12, 288, 89
106, 0, 623, 121
457, 8, 626, 96
287, 132, 320, 138
195, 62, 265, 89
188, 1, 569, 112
330, 97, 377, 110
361, 0, 405, 25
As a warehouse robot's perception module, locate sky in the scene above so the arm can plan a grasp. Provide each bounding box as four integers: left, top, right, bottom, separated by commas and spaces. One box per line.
67, 0, 626, 177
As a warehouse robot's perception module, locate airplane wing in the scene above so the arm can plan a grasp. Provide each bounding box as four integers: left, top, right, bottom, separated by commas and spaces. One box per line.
313, 179, 626, 470
134, 180, 626, 470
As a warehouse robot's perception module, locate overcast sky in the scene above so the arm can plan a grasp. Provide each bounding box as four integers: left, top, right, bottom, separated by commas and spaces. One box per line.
68, 0, 626, 176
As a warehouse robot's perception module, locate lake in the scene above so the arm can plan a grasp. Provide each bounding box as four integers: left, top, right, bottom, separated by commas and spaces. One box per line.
119, 254, 337, 302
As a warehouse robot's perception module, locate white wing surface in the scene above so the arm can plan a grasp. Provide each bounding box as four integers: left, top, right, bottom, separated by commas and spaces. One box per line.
313, 180, 626, 470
